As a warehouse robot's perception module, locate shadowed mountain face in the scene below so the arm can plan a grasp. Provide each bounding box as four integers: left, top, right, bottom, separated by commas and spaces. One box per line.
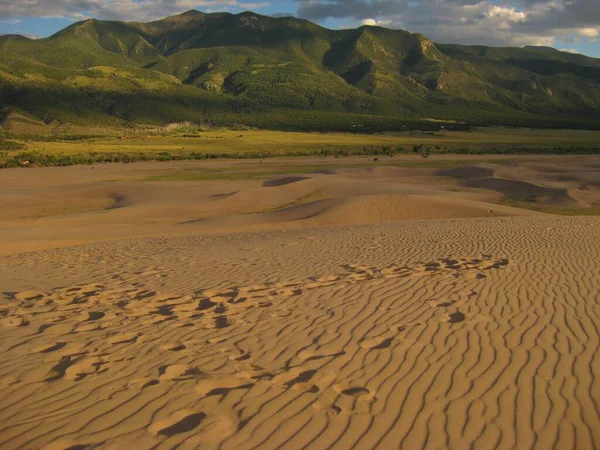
1, 10, 600, 129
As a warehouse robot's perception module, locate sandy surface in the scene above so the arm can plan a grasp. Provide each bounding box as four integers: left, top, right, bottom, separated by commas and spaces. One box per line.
3, 155, 599, 256
0, 156, 599, 449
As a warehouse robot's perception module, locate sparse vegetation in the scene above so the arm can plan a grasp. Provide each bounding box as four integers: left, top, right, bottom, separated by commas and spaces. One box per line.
499, 199, 600, 216
0, 138, 25, 151
1, 127, 600, 168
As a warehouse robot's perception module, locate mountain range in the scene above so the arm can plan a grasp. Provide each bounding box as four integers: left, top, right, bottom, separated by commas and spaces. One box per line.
2, 10, 600, 131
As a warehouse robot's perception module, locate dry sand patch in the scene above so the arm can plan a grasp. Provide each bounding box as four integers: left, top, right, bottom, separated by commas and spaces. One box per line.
0, 156, 599, 449
0, 216, 599, 449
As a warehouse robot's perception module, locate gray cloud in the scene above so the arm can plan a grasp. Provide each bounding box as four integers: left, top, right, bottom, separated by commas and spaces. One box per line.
296, 0, 406, 20
0, 0, 598, 48
295, 0, 600, 47
0, 0, 270, 21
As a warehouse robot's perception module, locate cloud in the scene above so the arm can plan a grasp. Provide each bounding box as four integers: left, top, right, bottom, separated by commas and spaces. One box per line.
578, 27, 598, 38
297, 0, 405, 20
294, 0, 600, 47
0, 1, 270, 22
362, 18, 392, 26
560, 48, 580, 53
0, 18, 21, 24
486, 6, 526, 23
1, 0, 599, 50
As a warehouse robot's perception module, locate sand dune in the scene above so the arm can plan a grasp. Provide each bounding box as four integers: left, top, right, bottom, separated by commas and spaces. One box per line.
262, 176, 310, 187
461, 178, 577, 205
1, 216, 599, 449
185, 194, 537, 232
438, 161, 599, 207
0, 156, 599, 449
299, 194, 532, 224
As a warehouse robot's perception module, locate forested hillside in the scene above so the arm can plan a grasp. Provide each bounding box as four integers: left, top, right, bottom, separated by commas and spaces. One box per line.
2, 10, 600, 130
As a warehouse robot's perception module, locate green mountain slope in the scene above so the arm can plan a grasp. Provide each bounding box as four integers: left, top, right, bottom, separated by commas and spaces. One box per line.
2, 10, 600, 130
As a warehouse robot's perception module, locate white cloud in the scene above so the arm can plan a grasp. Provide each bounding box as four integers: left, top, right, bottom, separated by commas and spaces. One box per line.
362, 18, 391, 26
1, 0, 599, 51
578, 27, 598, 38
239, 2, 270, 8
560, 48, 580, 53
296, 0, 600, 48
0, 18, 21, 24
0, 1, 270, 21
486, 6, 526, 23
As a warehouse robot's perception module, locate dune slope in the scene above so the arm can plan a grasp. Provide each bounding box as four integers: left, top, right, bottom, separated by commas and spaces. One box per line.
1, 215, 599, 449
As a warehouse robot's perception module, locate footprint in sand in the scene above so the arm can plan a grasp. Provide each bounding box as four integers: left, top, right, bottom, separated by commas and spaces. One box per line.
340, 387, 370, 396
64, 356, 109, 381
285, 371, 319, 393
266, 287, 300, 298
457, 288, 478, 298
83, 311, 105, 321
439, 312, 467, 324
31, 342, 67, 354
195, 376, 254, 397
210, 316, 234, 329
160, 343, 187, 352
360, 336, 393, 350
203, 288, 237, 298
159, 364, 203, 381
39, 313, 68, 324
44, 356, 83, 382
238, 284, 271, 295
381, 266, 411, 279
141, 315, 173, 325
129, 378, 160, 390
41, 439, 96, 450
107, 333, 140, 344
333, 383, 371, 397
462, 272, 486, 281
148, 410, 206, 436
197, 298, 217, 310
313, 400, 343, 416
483, 258, 509, 270
51, 343, 88, 359
262, 366, 321, 393
428, 300, 457, 308
14, 291, 45, 301
172, 302, 200, 315
0, 316, 29, 327
64, 284, 103, 297
304, 275, 341, 289
226, 348, 251, 361
129, 289, 157, 300
231, 353, 251, 362
74, 323, 105, 332
237, 366, 274, 384
441, 258, 461, 269
296, 346, 345, 362
423, 261, 442, 272
214, 303, 228, 314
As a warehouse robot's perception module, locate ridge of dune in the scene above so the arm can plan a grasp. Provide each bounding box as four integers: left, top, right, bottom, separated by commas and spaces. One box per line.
182, 194, 539, 231
300, 194, 537, 224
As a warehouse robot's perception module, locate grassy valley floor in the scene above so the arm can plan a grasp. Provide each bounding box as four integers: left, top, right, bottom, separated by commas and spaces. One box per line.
3, 127, 600, 168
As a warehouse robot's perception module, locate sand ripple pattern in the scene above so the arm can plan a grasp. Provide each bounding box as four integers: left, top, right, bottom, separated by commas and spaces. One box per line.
0, 216, 599, 449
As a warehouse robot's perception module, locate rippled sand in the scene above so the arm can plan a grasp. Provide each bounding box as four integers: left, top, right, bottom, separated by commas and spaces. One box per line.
1, 157, 599, 449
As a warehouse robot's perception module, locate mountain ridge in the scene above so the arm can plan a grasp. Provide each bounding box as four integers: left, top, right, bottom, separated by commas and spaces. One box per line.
2, 9, 600, 130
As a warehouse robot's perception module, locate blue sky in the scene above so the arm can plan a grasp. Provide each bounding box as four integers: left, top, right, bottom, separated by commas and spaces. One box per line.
0, 0, 599, 57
